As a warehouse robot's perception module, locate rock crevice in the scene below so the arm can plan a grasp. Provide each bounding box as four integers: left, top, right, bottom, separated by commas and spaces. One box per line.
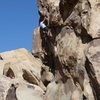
32, 0, 100, 99
0, 0, 100, 100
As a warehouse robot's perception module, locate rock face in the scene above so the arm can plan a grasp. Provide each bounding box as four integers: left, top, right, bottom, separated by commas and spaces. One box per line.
0, 48, 47, 100
0, 0, 100, 100
32, 27, 42, 55
32, 0, 100, 100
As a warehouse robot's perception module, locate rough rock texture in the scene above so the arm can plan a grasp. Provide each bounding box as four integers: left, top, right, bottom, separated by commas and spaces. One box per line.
32, 27, 42, 55
0, 0, 100, 100
32, 0, 100, 100
0, 48, 47, 100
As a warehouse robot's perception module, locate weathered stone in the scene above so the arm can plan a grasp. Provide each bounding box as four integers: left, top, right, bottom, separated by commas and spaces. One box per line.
0, 48, 46, 100
86, 39, 100, 99
0, 0, 100, 99
41, 66, 54, 86
87, 39, 100, 84
16, 84, 45, 100
32, 27, 43, 55
36, 0, 100, 99
88, 0, 100, 38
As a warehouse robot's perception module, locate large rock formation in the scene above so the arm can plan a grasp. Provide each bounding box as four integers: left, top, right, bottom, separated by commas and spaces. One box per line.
32, 0, 100, 100
0, 0, 100, 100
0, 48, 47, 100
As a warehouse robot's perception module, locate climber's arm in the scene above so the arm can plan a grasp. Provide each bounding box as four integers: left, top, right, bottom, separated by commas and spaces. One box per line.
42, 17, 46, 23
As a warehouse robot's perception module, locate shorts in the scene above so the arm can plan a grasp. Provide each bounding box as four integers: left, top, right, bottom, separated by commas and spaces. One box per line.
43, 27, 48, 32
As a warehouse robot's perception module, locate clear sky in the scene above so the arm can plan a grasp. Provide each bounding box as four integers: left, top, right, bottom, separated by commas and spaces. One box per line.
0, 0, 39, 52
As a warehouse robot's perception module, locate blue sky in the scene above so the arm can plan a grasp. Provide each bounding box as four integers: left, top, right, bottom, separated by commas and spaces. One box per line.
0, 0, 39, 52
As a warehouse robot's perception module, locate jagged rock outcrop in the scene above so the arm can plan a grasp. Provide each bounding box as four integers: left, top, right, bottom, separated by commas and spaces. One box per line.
86, 39, 100, 99
0, 48, 48, 100
32, 0, 100, 100
0, 0, 100, 100
32, 27, 42, 55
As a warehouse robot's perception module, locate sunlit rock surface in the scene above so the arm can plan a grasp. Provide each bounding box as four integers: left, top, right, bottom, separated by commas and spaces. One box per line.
32, 0, 100, 99
0, 0, 100, 100
0, 48, 46, 100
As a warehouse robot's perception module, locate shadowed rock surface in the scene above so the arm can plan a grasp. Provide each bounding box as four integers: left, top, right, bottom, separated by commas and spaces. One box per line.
0, 0, 100, 100
0, 49, 46, 100
33, 0, 100, 99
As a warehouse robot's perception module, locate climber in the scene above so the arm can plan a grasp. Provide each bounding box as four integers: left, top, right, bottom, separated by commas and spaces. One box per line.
40, 16, 48, 33
0, 55, 3, 60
